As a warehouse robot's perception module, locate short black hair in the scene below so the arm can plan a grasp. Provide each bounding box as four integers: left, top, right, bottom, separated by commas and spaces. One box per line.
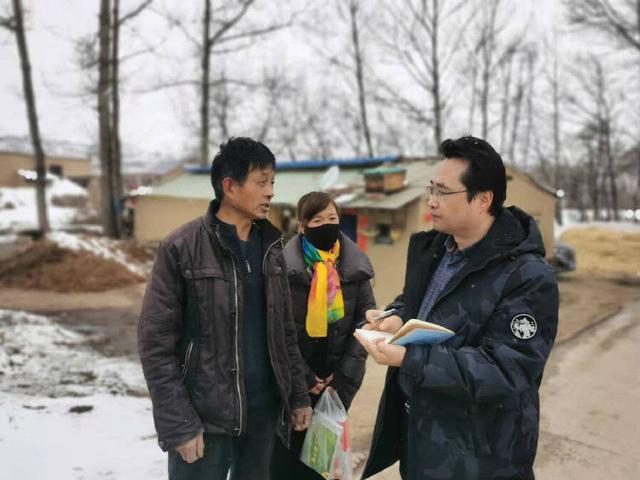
210, 137, 276, 199
440, 136, 506, 216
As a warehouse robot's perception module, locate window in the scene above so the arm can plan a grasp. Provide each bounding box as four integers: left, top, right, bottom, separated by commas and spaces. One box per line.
49, 165, 63, 177
375, 224, 393, 245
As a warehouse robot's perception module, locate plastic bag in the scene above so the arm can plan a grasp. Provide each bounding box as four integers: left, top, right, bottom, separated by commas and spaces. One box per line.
300, 389, 353, 480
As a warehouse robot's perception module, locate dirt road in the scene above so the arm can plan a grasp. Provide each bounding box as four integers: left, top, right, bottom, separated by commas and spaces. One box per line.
535, 300, 640, 479
359, 301, 640, 479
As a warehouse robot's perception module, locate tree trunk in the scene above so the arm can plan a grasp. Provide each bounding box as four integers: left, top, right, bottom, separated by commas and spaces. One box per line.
431, 0, 443, 151
12, 0, 49, 235
521, 53, 535, 171
635, 147, 640, 223
479, 2, 496, 140
508, 81, 523, 167
349, 0, 374, 158
552, 55, 562, 225
603, 121, 619, 220
200, 0, 211, 166
111, 0, 124, 234
500, 55, 513, 153
590, 167, 600, 221
481, 62, 490, 139
468, 63, 477, 134
98, 0, 118, 238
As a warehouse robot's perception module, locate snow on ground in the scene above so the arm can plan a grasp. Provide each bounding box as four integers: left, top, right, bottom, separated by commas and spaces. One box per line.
555, 209, 640, 239
1, 393, 165, 480
0, 233, 18, 244
0, 309, 166, 479
0, 175, 88, 233
47, 232, 150, 277
0, 309, 146, 399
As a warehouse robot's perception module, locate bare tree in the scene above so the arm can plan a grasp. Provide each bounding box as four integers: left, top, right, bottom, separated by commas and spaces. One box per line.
506, 49, 536, 167
111, 0, 153, 229
566, 0, 640, 219
2, 0, 49, 234
568, 56, 623, 220
160, 0, 291, 165
375, 0, 469, 151
341, 0, 373, 157
75, 0, 154, 238
463, 0, 526, 140
566, 0, 640, 52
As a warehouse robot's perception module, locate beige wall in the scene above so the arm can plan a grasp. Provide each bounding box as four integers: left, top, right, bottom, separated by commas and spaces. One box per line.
0, 152, 91, 187
359, 197, 432, 307
135, 199, 296, 245
505, 171, 556, 257
134, 196, 210, 244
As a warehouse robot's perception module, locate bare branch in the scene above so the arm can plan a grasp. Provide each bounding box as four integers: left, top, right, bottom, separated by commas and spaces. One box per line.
118, 0, 153, 26
0, 5, 16, 32
566, 0, 640, 52
214, 20, 291, 45
208, 0, 256, 46
129, 77, 260, 95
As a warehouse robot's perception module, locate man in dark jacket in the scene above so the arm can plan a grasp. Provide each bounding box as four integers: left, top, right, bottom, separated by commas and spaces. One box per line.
138, 137, 312, 480
356, 136, 559, 480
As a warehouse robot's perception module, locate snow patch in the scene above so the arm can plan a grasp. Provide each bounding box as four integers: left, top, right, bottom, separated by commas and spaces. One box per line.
0, 175, 87, 233
0, 309, 145, 398
1, 393, 165, 480
46, 232, 148, 276
555, 209, 640, 239
0, 309, 165, 479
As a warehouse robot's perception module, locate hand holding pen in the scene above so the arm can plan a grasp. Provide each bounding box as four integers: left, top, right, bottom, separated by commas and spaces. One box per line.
357, 308, 403, 334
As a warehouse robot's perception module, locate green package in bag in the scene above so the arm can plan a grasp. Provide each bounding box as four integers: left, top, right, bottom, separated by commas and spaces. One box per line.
300, 389, 352, 479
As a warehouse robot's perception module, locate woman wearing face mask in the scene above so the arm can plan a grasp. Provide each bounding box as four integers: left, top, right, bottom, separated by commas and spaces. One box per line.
270, 191, 376, 479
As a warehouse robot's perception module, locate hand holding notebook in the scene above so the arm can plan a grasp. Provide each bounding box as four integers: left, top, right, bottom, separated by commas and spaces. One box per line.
355, 319, 454, 346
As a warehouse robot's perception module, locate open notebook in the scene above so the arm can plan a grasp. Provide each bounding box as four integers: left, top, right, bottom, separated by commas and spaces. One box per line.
356, 319, 454, 346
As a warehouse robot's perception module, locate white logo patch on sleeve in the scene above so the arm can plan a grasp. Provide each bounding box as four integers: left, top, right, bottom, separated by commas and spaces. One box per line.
510, 314, 537, 339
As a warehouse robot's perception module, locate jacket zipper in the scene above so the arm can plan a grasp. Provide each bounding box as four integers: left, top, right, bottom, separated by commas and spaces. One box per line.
262, 236, 287, 413
262, 236, 283, 274
231, 254, 242, 435
180, 340, 194, 380
214, 229, 244, 436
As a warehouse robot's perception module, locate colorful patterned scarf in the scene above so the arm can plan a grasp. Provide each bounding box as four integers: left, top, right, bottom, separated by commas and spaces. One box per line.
303, 235, 344, 338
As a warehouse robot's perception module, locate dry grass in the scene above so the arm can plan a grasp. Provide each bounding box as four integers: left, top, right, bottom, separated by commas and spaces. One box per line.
561, 227, 640, 281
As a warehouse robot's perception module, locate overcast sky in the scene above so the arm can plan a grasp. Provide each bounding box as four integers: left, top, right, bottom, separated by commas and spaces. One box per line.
0, 0, 625, 166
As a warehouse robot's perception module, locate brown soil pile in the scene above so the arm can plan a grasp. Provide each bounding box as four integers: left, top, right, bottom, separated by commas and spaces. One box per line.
0, 241, 144, 292
119, 239, 157, 264
561, 227, 640, 280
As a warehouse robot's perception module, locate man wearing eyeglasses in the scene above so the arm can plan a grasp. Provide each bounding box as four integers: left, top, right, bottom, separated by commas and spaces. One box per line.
356, 136, 559, 480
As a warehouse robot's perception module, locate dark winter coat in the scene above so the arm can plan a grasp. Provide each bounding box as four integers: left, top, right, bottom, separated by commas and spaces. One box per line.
363, 207, 559, 480
283, 232, 376, 409
138, 200, 310, 452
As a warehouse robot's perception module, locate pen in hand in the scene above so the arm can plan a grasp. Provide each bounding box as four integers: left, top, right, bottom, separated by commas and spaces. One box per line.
356, 308, 399, 329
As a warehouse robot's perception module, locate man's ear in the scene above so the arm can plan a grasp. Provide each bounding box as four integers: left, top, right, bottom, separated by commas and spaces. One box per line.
476, 191, 494, 214
222, 177, 235, 198
298, 223, 305, 235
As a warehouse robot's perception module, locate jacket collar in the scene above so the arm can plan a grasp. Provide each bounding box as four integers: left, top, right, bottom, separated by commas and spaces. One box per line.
420, 206, 542, 271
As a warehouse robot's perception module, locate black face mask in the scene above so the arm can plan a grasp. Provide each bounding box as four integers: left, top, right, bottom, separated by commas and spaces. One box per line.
304, 223, 340, 251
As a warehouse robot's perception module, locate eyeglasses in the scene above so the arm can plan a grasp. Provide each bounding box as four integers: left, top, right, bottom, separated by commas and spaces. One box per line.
426, 185, 468, 200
